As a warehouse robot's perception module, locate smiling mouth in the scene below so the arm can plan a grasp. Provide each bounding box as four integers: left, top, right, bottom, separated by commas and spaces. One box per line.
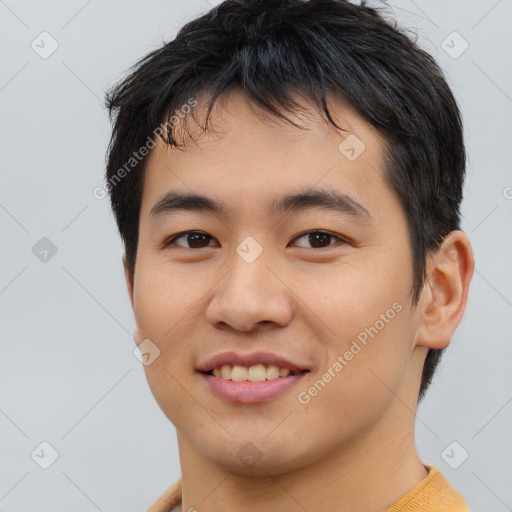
204, 364, 309, 382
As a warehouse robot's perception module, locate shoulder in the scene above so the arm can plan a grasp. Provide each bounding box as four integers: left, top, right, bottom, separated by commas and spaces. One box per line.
147, 468, 469, 512
384, 465, 469, 512
145, 478, 182, 512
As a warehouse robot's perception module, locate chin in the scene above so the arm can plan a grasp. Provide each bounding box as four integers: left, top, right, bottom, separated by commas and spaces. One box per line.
196, 434, 320, 477
215, 450, 309, 477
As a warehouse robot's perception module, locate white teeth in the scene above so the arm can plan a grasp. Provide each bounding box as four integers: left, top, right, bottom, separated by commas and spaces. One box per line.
248, 364, 266, 382
231, 365, 248, 381
210, 363, 298, 381
266, 365, 280, 380
221, 364, 231, 379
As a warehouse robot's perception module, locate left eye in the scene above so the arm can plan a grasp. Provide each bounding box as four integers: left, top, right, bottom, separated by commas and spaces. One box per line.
292, 231, 344, 249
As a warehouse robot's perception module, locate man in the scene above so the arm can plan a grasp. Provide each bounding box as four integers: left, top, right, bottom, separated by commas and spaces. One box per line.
104, 0, 474, 510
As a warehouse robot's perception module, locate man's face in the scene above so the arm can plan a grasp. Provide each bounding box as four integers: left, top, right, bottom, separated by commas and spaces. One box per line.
129, 90, 425, 474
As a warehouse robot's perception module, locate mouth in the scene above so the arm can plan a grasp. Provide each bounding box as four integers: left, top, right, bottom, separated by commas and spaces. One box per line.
204, 364, 308, 382
196, 352, 311, 403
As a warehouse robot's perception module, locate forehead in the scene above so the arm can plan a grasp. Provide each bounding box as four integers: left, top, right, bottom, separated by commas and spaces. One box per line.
140, 89, 396, 222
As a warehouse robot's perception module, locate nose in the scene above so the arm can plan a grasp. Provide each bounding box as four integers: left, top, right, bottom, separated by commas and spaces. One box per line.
205, 250, 294, 333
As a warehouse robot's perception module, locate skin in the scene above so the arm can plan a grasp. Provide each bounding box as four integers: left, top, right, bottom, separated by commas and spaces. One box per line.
125, 89, 474, 512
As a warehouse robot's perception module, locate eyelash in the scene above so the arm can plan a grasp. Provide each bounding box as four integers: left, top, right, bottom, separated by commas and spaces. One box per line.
163, 230, 347, 250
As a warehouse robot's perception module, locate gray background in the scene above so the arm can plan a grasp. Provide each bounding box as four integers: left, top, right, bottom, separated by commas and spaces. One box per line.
1, 0, 511, 510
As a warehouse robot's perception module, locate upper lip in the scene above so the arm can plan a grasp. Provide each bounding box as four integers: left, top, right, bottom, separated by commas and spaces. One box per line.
197, 351, 309, 373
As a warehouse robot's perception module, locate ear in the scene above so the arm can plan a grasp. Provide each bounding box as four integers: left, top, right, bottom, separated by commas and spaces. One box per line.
123, 255, 134, 308
123, 255, 141, 346
415, 230, 474, 349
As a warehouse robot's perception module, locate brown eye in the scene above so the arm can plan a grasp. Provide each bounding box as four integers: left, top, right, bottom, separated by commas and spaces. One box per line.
293, 231, 343, 249
166, 231, 216, 249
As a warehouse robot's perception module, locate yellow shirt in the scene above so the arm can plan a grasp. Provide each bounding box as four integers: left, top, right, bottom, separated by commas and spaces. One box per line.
146, 465, 469, 512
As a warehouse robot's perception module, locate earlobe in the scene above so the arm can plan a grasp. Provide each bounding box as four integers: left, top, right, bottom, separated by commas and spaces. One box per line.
123, 255, 135, 308
123, 256, 141, 346
416, 230, 474, 350
133, 326, 141, 346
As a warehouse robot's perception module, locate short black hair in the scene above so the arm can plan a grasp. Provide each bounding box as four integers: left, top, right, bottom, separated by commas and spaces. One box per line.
105, 0, 466, 400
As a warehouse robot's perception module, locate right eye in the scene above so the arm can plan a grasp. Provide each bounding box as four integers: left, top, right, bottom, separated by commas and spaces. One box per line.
164, 231, 218, 249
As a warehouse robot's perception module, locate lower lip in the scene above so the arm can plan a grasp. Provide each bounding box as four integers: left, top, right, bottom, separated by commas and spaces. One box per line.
198, 372, 309, 403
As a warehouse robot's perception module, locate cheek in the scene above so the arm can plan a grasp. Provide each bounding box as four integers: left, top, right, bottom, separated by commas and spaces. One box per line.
303, 258, 414, 392
295, 307, 414, 442
300, 256, 406, 335
133, 268, 200, 426
133, 255, 207, 340
132, 257, 206, 412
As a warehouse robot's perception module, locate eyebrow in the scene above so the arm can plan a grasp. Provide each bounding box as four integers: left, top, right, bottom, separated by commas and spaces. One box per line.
149, 188, 371, 222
